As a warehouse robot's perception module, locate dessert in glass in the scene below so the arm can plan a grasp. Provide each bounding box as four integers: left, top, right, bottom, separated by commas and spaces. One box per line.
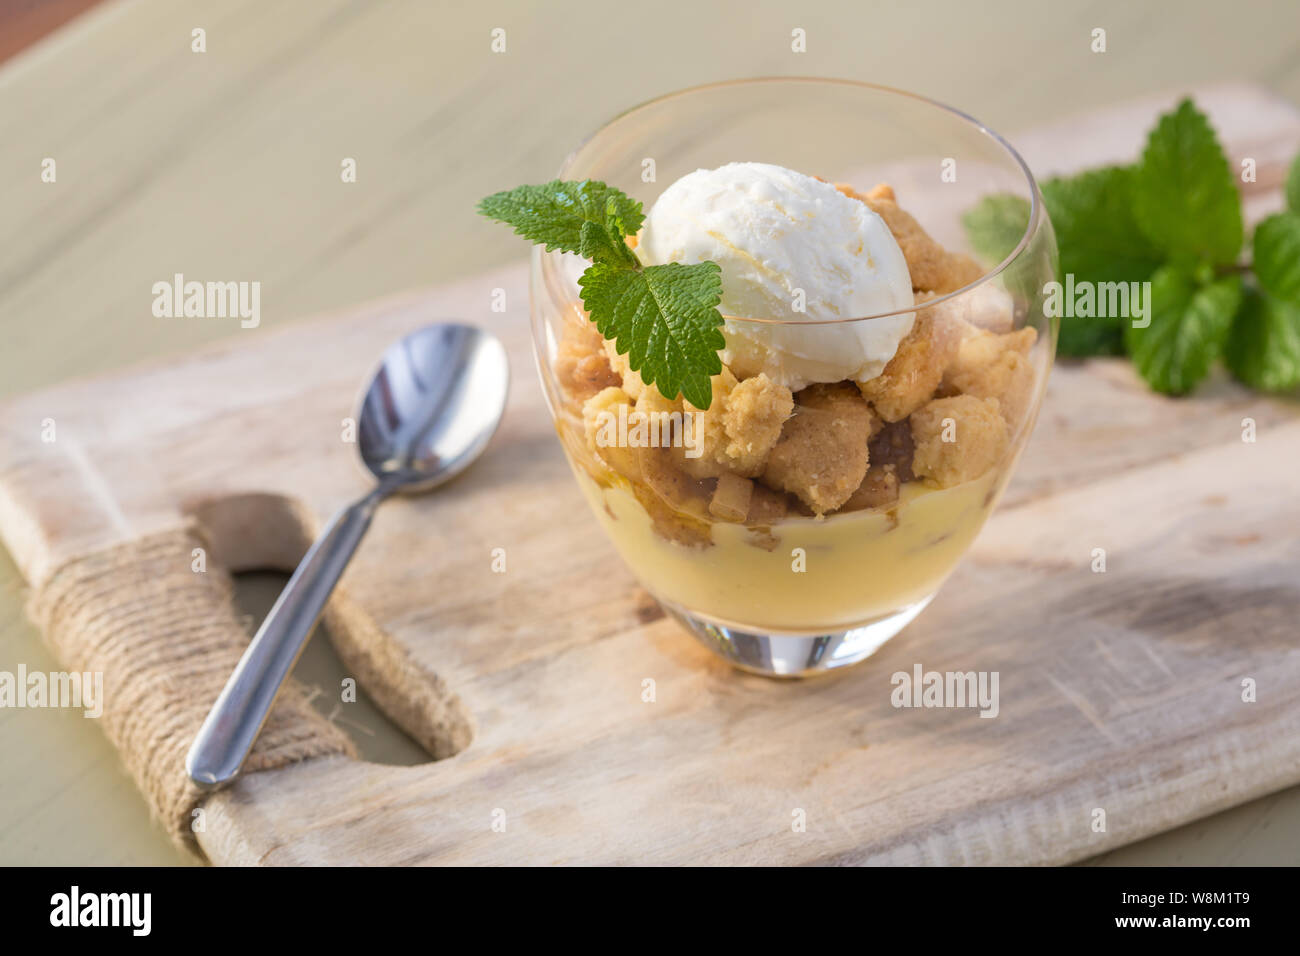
530, 79, 1058, 676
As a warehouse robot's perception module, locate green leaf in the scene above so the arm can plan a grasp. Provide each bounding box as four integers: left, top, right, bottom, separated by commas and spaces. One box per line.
477, 180, 644, 255
578, 220, 640, 268
1059, 314, 1126, 357
1253, 211, 1300, 303
1039, 166, 1166, 357
962, 194, 1030, 265
1124, 267, 1242, 395
602, 193, 643, 239
1132, 99, 1243, 265
579, 260, 725, 409
963, 168, 1168, 358
1287, 152, 1300, 215
1043, 166, 1165, 284
1225, 287, 1300, 391
481, 179, 728, 405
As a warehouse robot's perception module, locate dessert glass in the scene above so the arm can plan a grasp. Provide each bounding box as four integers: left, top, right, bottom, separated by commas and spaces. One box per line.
531, 79, 1057, 676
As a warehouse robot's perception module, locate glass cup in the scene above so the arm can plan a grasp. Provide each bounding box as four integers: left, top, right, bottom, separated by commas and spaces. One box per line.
531, 79, 1057, 676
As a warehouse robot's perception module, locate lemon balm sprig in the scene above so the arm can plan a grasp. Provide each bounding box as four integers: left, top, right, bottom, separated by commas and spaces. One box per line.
478, 180, 726, 409
963, 98, 1300, 395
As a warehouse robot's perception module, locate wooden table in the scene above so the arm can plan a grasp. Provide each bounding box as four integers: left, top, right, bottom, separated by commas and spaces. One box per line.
2, 0, 1299, 865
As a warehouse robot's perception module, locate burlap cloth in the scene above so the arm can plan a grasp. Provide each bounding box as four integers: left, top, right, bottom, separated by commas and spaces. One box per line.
26, 526, 356, 853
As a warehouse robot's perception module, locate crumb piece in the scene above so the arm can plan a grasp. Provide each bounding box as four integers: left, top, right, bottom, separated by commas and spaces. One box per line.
630, 481, 713, 548
670, 368, 793, 480
635, 378, 684, 419
857, 304, 958, 422
842, 464, 900, 512
631, 386, 725, 513
978, 325, 1037, 355
836, 182, 949, 292
932, 252, 984, 294
868, 419, 916, 482
604, 339, 648, 401
583, 386, 642, 481
673, 366, 737, 479
762, 383, 875, 515
910, 394, 1008, 488
930, 283, 1017, 334
710, 472, 754, 522
637, 445, 712, 520
746, 483, 791, 525
837, 183, 987, 295
557, 319, 621, 401
944, 326, 1038, 431
590, 392, 711, 547
746, 495, 809, 540
719, 374, 795, 475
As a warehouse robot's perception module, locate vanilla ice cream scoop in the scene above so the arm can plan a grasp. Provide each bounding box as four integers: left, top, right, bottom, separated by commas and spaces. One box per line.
635, 162, 915, 390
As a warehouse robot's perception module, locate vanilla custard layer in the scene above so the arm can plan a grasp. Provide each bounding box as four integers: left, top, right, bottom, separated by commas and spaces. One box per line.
575, 467, 1000, 632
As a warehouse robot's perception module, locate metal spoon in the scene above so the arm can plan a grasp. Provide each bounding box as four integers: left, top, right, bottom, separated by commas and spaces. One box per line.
185, 322, 509, 788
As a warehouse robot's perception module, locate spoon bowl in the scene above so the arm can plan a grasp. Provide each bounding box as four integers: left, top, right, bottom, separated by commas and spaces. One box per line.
358, 323, 509, 492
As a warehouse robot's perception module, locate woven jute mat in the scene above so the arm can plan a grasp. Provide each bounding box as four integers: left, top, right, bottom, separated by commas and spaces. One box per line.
26, 526, 356, 853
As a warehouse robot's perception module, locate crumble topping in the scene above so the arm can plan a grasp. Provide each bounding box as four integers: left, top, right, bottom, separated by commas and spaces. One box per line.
944, 325, 1038, 430
836, 183, 984, 295
566, 182, 1042, 544
762, 382, 876, 515
857, 298, 959, 422
842, 463, 901, 512
911, 394, 1009, 487
557, 316, 622, 401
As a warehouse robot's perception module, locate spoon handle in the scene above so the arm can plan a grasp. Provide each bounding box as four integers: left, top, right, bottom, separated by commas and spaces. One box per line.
186, 486, 385, 788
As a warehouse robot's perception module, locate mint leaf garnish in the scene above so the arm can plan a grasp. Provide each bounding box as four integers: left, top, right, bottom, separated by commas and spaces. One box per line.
579, 260, 725, 409
1252, 212, 1300, 303
479, 179, 725, 407
962, 167, 1165, 357
1125, 268, 1241, 395
1132, 99, 1243, 265
961, 97, 1300, 399
1044, 166, 1164, 285
1225, 287, 1300, 391
1046, 166, 1166, 356
578, 220, 639, 268
477, 180, 644, 254
962, 195, 1030, 265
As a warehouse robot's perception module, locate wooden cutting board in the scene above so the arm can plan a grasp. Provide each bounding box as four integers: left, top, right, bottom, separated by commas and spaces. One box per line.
3, 84, 1300, 865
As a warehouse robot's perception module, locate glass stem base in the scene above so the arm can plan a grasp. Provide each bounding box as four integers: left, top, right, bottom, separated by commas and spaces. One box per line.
659, 595, 934, 678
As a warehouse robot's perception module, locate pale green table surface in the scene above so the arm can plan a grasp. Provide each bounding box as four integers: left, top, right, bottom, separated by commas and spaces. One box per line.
2, 0, 1298, 865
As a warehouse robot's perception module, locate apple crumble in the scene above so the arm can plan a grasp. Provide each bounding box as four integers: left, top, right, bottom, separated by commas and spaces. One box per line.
556, 181, 1040, 551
